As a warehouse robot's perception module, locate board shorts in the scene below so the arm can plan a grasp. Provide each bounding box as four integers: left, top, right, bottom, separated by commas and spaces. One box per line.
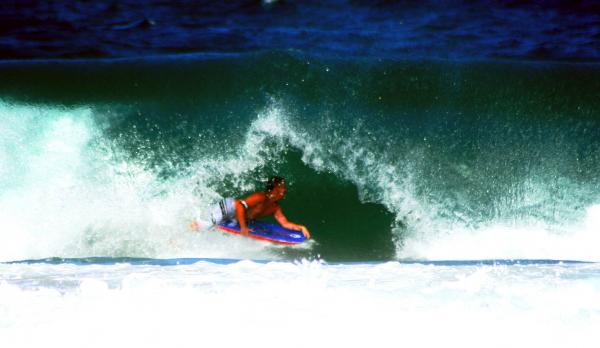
211, 197, 236, 225
210, 197, 249, 225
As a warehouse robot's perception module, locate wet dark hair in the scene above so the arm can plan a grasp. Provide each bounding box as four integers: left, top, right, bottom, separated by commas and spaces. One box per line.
265, 176, 285, 192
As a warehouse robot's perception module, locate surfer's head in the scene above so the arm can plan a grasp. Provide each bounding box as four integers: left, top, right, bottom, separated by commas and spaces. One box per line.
266, 176, 286, 200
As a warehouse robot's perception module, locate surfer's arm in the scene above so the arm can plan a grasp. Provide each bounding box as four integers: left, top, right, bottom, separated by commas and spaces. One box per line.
235, 192, 265, 235
235, 199, 249, 235
274, 207, 310, 239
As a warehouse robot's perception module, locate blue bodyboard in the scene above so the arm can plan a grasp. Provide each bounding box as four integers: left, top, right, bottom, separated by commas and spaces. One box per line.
216, 220, 307, 244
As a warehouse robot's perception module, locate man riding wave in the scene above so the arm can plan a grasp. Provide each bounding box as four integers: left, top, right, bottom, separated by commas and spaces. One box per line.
190, 176, 310, 239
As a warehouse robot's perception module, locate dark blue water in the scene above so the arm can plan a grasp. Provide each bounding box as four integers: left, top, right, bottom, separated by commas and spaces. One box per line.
1, 0, 599, 61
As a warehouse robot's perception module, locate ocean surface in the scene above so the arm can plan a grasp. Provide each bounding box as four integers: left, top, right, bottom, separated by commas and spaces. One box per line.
1, 1, 600, 347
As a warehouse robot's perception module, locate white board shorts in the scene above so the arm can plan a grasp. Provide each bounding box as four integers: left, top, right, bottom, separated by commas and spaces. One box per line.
211, 197, 237, 225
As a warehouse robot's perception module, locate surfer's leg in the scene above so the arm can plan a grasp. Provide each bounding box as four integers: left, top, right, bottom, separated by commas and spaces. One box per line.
212, 198, 237, 222
190, 218, 214, 231
211, 200, 226, 224
223, 197, 237, 220
189, 201, 223, 231
191, 198, 237, 231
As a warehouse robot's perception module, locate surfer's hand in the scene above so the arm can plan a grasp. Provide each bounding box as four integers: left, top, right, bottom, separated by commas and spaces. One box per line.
300, 226, 310, 239
240, 227, 250, 236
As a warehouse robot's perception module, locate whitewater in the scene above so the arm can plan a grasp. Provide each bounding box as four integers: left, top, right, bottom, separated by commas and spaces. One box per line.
2, 259, 600, 348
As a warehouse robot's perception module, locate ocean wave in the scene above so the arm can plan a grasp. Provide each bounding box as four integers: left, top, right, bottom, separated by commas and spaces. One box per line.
1, 55, 599, 262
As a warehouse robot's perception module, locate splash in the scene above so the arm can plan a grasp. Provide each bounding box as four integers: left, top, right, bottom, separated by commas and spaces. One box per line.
0, 101, 281, 262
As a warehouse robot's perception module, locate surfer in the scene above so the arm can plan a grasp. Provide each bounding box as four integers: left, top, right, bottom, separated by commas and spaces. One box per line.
190, 176, 310, 239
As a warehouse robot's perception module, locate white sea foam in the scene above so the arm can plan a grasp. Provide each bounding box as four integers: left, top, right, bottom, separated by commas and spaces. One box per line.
0, 101, 282, 262
0, 260, 599, 348
399, 208, 600, 261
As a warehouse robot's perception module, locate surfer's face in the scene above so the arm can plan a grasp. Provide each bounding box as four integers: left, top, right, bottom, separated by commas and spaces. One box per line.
269, 184, 286, 201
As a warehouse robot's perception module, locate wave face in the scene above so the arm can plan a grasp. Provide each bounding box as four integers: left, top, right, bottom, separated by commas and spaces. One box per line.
1, 0, 599, 61
1, 53, 600, 262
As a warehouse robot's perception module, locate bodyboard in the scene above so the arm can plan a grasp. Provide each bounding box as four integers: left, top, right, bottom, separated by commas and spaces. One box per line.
215, 220, 307, 244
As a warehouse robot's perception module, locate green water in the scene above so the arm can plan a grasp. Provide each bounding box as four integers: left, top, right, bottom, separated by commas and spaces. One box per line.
1, 52, 599, 261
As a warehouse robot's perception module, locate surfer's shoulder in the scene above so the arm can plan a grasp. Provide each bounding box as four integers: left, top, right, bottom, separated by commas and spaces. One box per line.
244, 191, 267, 204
